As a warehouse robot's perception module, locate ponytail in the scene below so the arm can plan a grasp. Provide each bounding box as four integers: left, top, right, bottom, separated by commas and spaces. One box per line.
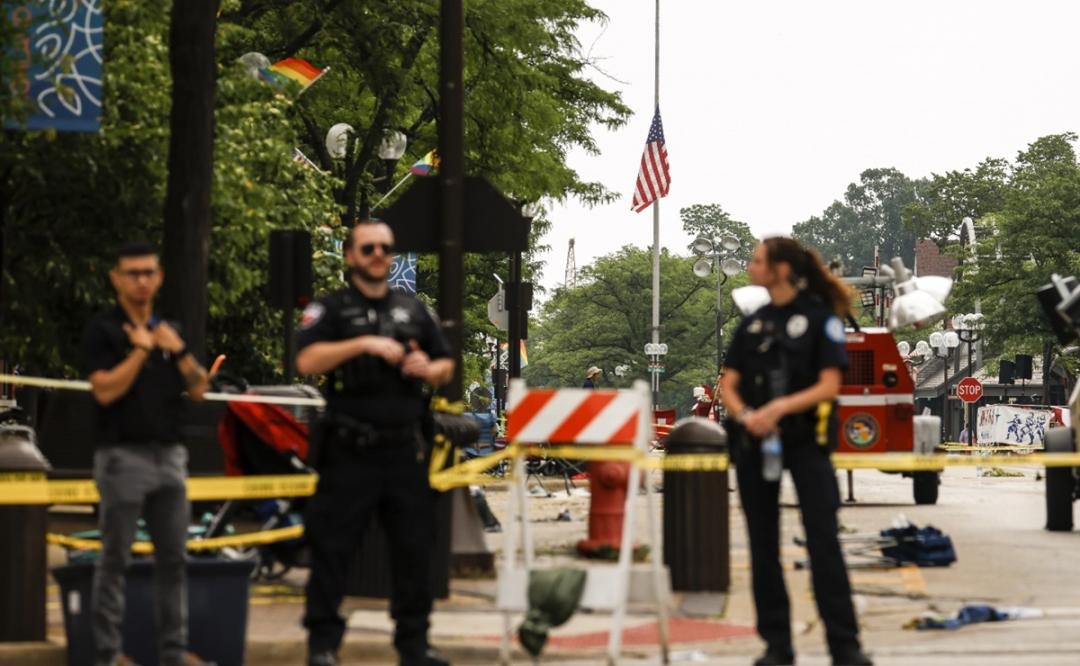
762, 237, 854, 319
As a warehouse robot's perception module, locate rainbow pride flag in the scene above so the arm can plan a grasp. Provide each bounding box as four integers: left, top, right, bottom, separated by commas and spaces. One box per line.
259, 57, 328, 91
500, 340, 528, 368
409, 149, 440, 176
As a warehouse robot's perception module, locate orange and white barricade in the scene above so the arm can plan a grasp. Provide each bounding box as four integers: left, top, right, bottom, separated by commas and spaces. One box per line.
496, 379, 670, 665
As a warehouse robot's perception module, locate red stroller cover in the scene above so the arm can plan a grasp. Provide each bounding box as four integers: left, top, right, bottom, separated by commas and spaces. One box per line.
218, 401, 309, 477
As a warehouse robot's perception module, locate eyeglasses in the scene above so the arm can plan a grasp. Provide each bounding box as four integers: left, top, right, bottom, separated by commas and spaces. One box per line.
358, 242, 394, 257
120, 268, 159, 280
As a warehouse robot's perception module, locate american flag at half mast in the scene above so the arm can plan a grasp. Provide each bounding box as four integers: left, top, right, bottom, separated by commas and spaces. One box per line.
631, 106, 671, 212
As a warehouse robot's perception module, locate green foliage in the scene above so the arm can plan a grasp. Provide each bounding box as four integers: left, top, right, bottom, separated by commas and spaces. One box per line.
793, 168, 922, 274
525, 245, 748, 414
947, 134, 1080, 374
679, 203, 757, 261
902, 158, 1011, 243
0, 0, 628, 383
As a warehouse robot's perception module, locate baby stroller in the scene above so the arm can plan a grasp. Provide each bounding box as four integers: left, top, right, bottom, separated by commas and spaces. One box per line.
200, 381, 318, 579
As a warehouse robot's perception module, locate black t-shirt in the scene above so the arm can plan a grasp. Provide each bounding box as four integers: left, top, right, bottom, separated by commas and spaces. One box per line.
80, 306, 187, 446
296, 284, 450, 427
724, 293, 847, 438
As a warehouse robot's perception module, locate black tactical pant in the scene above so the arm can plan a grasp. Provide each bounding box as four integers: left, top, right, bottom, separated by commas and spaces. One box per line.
734, 437, 861, 657
304, 431, 435, 661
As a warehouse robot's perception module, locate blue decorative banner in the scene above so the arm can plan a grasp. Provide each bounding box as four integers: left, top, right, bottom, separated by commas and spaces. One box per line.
4, 0, 104, 132
389, 252, 417, 294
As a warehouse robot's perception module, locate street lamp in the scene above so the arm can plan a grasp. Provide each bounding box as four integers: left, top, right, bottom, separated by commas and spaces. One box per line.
376, 130, 408, 193
691, 235, 743, 377
926, 330, 961, 439
952, 312, 985, 441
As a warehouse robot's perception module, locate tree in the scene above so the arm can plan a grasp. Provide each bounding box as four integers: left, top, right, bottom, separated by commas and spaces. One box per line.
950, 134, 1080, 377
679, 203, 756, 261
902, 158, 1011, 244
525, 246, 748, 414
793, 168, 921, 274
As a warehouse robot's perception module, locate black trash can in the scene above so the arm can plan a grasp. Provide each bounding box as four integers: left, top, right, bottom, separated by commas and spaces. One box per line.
0, 410, 51, 642
663, 417, 729, 592
52, 557, 256, 666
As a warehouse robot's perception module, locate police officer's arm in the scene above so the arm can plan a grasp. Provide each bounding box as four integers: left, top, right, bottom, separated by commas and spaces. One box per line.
86, 323, 153, 406
296, 336, 405, 376
742, 369, 842, 438
719, 369, 748, 419
402, 341, 454, 386
400, 306, 454, 387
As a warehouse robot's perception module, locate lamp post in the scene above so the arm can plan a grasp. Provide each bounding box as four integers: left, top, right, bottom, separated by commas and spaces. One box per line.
691, 235, 744, 377
927, 330, 960, 440
952, 313, 985, 441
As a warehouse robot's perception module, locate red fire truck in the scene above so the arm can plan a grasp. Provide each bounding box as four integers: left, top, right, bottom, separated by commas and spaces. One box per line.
839, 327, 941, 504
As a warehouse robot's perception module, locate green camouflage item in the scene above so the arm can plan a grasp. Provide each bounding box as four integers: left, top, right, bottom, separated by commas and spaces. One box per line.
517, 567, 587, 657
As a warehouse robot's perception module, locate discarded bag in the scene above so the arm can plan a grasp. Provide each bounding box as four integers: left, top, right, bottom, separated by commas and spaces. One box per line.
879, 524, 957, 567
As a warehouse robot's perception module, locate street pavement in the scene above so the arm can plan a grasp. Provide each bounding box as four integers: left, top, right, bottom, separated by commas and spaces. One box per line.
17, 463, 1080, 665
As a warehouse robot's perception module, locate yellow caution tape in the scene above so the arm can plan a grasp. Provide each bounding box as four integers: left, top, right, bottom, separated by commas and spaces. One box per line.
6, 449, 1080, 501
47, 524, 305, 554
0, 473, 317, 505
431, 397, 467, 415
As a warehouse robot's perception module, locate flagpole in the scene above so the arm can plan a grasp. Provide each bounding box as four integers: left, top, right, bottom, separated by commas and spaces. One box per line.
650, 0, 661, 409
371, 172, 413, 210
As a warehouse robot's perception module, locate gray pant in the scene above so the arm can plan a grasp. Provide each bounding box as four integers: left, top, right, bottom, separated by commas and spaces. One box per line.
92, 444, 190, 666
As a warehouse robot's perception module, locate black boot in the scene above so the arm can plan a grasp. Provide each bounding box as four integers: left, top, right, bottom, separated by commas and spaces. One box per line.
754, 645, 795, 665
831, 646, 873, 666
307, 651, 338, 666
400, 647, 450, 666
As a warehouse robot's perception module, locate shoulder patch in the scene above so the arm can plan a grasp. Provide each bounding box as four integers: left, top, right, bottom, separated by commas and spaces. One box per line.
825, 316, 845, 343
301, 302, 326, 329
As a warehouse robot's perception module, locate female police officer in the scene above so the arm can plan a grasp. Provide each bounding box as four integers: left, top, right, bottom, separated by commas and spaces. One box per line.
720, 237, 872, 666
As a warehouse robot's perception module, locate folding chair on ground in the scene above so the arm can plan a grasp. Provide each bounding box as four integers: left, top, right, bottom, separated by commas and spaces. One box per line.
496, 379, 670, 665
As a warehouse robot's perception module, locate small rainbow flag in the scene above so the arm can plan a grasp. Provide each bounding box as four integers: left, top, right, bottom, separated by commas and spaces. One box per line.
409, 149, 440, 176
500, 340, 528, 368
259, 57, 328, 92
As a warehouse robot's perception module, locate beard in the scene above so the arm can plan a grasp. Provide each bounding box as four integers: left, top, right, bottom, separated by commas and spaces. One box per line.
348, 262, 388, 284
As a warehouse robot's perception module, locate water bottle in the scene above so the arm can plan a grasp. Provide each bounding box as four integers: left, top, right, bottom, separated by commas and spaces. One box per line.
761, 433, 783, 482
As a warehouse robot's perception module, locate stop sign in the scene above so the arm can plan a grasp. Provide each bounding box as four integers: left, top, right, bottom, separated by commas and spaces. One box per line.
956, 377, 984, 403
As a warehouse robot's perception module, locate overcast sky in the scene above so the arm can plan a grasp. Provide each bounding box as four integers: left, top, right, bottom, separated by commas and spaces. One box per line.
537, 0, 1080, 290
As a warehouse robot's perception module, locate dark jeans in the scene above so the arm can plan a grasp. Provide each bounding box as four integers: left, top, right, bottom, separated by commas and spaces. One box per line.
304, 436, 435, 661
735, 438, 861, 657
92, 443, 190, 666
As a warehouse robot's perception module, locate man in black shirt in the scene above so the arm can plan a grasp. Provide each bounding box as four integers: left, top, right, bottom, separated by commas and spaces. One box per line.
81, 242, 211, 666
296, 221, 454, 666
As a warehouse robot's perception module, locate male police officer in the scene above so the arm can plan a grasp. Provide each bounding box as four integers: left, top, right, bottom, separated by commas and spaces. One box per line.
296, 221, 454, 666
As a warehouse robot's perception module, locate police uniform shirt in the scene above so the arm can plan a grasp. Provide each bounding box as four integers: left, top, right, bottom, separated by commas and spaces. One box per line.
723, 293, 847, 439
80, 307, 187, 446
296, 284, 450, 427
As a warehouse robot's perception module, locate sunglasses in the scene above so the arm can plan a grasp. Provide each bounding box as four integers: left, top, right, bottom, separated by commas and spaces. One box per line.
358, 242, 394, 257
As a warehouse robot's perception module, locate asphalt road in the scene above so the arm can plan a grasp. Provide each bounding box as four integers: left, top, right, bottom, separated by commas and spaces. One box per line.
484, 463, 1080, 665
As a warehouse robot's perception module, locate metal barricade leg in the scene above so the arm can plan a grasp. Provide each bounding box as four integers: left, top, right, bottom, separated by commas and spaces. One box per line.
606, 463, 641, 664
644, 466, 670, 664
500, 449, 526, 665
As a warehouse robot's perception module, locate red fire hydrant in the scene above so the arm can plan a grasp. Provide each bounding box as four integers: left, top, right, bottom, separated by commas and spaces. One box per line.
576, 460, 631, 557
